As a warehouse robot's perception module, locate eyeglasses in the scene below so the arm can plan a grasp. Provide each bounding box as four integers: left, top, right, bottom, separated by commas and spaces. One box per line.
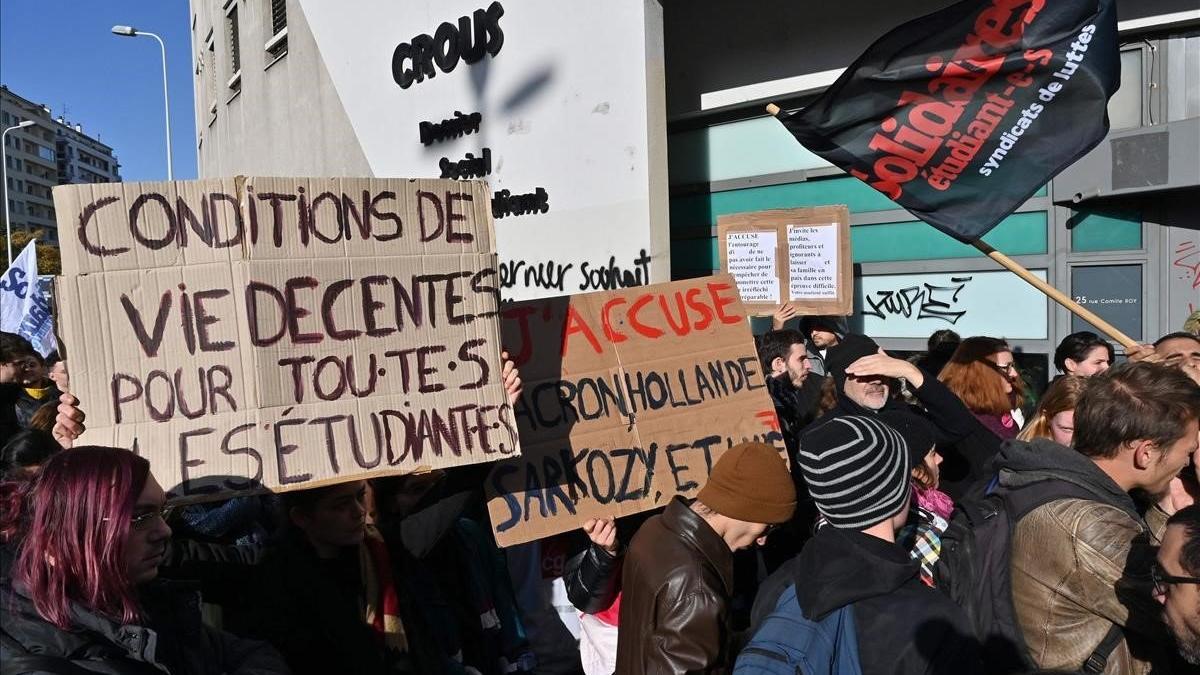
1151, 563, 1200, 596
114, 506, 175, 531
986, 360, 1018, 375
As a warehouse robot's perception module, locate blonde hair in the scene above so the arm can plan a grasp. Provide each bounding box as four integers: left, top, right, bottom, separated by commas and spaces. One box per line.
1017, 375, 1085, 442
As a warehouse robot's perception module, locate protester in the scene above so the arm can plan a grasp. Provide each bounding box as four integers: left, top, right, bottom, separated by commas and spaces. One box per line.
758, 328, 825, 455
0, 446, 290, 674
879, 410, 954, 587
1184, 311, 1200, 336
936, 337, 1027, 499
1053, 331, 1113, 377
0, 427, 60, 479
226, 480, 417, 675
374, 470, 536, 674
1155, 331, 1200, 383
1155, 505, 1200, 666
565, 517, 624, 675
799, 315, 847, 377
740, 415, 980, 672
1000, 362, 1200, 672
915, 329, 961, 379
616, 442, 796, 673
1016, 375, 1085, 446
0, 331, 38, 444
0, 331, 86, 449
12, 350, 62, 428
813, 334, 978, 501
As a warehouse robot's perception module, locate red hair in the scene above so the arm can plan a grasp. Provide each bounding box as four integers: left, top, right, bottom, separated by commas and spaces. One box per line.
0, 446, 150, 629
938, 337, 1026, 416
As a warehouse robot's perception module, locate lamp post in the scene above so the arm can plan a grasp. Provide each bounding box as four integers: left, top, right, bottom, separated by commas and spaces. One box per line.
112, 25, 174, 180
2, 119, 36, 266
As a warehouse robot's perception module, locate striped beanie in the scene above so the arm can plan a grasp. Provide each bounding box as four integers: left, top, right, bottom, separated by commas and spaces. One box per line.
797, 415, 911, 529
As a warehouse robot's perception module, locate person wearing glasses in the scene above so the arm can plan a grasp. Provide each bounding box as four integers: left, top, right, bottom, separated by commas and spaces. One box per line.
1155, 505, 1200, 666
0, 446, 290, 674
935, 336, 1028, 500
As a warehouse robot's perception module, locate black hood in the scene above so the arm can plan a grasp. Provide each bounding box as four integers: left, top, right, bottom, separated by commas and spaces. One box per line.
994, 438, 1140, 520
792, 525, 919, 620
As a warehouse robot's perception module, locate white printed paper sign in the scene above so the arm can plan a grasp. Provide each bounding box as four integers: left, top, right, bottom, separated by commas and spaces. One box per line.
788, 224, 839, 301
718, 206, 852, 316
726, 231, 780, 304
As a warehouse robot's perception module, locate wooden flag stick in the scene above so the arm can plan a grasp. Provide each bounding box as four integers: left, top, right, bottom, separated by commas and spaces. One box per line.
763, 101, 1139, 351
971, 240, 1137, 349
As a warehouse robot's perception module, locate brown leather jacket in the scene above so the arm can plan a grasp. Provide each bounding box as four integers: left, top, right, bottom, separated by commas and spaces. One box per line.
1005, 441, 1175, 674
615, 498, 733, 675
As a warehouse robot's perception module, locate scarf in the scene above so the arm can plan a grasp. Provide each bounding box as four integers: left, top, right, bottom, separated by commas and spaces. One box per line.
914, 484, 955, 521
359, 526, 408, 653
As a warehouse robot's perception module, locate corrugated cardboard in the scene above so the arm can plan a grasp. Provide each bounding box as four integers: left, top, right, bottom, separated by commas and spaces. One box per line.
52, 177, 519, 499
485, 275, 783, 547
717, 206, 853, 317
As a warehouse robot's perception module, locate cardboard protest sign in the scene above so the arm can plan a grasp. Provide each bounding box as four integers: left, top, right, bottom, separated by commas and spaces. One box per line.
485, 275, 783, 547
52, 177, 519, 500
718, 206, 852, 317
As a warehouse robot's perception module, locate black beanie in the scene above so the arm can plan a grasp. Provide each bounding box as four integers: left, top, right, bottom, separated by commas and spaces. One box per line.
877, 409, 936, 469
823, 334, 880, 386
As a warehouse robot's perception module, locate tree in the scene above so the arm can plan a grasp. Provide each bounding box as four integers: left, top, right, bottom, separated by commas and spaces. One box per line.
0, 227, 61, 275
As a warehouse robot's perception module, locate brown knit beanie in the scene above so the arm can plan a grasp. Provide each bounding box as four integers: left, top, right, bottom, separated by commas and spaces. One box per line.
696, 442, 796, 524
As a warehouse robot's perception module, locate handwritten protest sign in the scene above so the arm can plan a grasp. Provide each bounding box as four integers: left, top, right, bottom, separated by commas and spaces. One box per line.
718, 206, 852, 317
485, 275, 782, 547
52, 177, 519, 499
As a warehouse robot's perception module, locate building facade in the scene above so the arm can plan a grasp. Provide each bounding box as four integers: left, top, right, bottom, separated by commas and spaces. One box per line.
1, 85, 121, 245
187, 0, 1199, 381
2, 86, 60, 238
662, 0, 1199, 387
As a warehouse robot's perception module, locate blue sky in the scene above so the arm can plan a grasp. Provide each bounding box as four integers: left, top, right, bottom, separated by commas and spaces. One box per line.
1, 0, 198, 181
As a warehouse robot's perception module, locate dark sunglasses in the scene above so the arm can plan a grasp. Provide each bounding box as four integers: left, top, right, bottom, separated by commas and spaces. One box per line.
1151, 563, 1200, 596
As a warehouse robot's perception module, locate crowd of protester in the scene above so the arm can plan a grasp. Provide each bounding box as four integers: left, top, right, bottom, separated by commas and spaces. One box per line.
0, 311, 1198, 674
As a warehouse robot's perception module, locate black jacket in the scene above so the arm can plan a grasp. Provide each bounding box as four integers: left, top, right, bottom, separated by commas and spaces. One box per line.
0, 577, 288, 675
563, 543, 622, 615
223, 536, 401, 675
766, 373, 825, 458
750, 527, 981, 674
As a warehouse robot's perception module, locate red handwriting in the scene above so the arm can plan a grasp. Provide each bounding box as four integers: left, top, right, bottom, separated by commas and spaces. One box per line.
1174, 241, 1200, 290
503, 282, 743, 366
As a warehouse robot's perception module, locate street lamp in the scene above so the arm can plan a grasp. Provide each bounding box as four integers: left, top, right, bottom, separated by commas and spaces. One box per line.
2, 119, 36, 266
112, 25, 174, 180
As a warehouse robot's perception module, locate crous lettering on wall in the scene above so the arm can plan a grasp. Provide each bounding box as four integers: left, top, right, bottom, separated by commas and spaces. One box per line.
54, 177, 519, 500
485, 275, 784, 547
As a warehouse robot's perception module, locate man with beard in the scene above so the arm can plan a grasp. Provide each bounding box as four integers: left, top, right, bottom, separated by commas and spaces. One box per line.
758, 329, 825, 456
1156, 505, 1200, 666
1002, 362, 1200, 673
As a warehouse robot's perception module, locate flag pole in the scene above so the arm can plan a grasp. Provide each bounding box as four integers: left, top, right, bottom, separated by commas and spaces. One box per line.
764, 103, 1139, 351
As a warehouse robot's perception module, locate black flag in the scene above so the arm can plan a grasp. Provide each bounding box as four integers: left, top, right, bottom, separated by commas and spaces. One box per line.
777, 0, 1119, 242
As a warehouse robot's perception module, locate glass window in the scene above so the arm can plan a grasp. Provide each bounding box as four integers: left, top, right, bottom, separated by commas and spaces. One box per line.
1070, 264, 1142, 341
1108, 49, 1144, 131
852, 212, 1047, 262
1069, 207, 1142, 252
227, 6, 242, 76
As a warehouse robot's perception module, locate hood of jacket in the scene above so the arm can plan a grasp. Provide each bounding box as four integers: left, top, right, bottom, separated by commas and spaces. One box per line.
994, 438, 1140, 520
792, 525, 920, 620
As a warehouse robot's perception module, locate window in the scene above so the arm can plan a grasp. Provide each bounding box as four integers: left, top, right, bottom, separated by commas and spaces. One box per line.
205, 34, 218, 114
266, 0, 288, 60
1071, 264, 1143, 340
1108, 47, 1145, 130
227, 5, 242, 91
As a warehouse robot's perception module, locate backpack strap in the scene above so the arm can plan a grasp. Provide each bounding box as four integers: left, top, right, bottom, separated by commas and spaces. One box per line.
1081, 624, 1124, 674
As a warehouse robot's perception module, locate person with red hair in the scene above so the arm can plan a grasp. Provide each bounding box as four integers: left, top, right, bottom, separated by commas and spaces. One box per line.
0, 446, 289, 674
937, 336, 1027, 499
